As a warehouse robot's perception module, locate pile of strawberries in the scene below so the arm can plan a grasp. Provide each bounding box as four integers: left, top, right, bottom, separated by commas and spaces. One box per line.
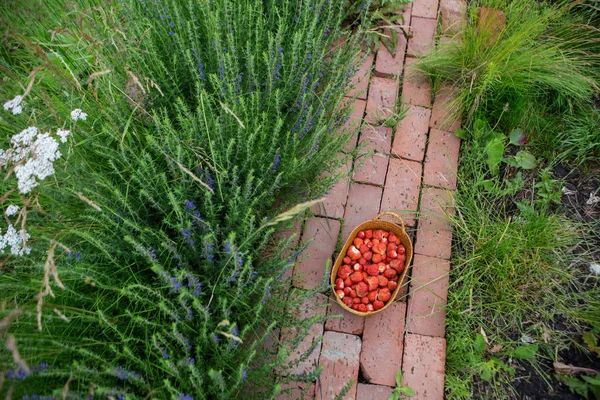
334, 229, 406, 313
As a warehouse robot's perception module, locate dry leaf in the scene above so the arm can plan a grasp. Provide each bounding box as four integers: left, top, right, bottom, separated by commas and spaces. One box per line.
554, 361, 599, 376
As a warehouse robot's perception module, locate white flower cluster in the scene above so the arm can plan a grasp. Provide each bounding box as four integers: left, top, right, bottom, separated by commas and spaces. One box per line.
3, 95, 23, 115
0, 224, 31, 256
0, 126, 67, 194
5, 205, 19, 217
70, 108, 87, 121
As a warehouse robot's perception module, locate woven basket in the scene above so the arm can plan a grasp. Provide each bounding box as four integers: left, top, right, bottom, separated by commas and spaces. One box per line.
331, 211, 413, 316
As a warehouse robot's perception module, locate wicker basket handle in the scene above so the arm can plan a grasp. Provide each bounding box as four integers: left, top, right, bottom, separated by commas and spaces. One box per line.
374, 211, 406, 232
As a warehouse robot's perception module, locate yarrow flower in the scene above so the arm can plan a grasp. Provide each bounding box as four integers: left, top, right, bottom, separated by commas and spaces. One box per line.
0, 224, 31, 256
70, 108, 88, 121
56, 129, 70, 143
3, 95, 23, 115
5, 204, 19, 217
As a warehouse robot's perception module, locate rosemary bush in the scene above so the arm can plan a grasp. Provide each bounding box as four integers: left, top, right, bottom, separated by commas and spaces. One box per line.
0, 0, 370, 398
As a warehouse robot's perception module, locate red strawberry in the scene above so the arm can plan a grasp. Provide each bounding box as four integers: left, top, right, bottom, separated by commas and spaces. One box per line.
378, 288, 391, 303
362, 271, 368, 281
388, 281, 398, 291
365, 229, 373, 239
378, 263, 387, 274
344, 277, 353, 288
335, 278, 344, 290
397, 246, 406, 255
372, 238, 380, 247
343, 256, 352, 265
377, 275, 389, 287
363, 251, 373, 261
390, 259, 405, 273
373, 300, 385, 310
358, 257, 367, 266
384, 268, 397, 279
353, 263, 362, 272
387, 249, 398, 259
335, 289, 345, 299
365, 276, 379, 291
372, 253, 383, 264
366, 264, 379, 276
353, 238, 364, 248
338, 265, 352, 279
361, 297, 370, 305
387, 242, 397, 251
366, 304, 374, 312
347, 245, 361, 260
359, 244, 369, 254
358, 231, 365, 239
367, 291, 377, 303
353, 297, 361, 304
343, 287, 351, 296
343, 297, 353, 307
357, 304, 367, 313
356, 281, 369, 298
352, 304, 360, 311
349, 289, 357, 298
390, 276, 399, 282
373, 230, 384, 240
350, 271, 363, 283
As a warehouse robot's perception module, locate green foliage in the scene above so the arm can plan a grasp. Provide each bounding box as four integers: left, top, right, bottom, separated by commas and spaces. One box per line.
557, 374, 600, 399
388, 370, 415, 400
0, 0, 369, 398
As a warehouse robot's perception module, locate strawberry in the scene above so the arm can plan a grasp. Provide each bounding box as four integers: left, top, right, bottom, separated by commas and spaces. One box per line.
353, 238, 364, 248
373, 230, 384, 240
335, 289, 345, 299
378, 263, 387, 274
362, 271, 368, 281
390, 259, 405, 273
356, 281, 369, 298
347, 245, 361, 260
373, 300, 385, 310
335, 278, 345, 290
378, 288, 391, 302
358, 231, 366, 239
357, 304, 367, 313
343, 256, 352, 265
352, 304, 360, 311
344, 277, 353, 288
366, 304, 374, 312
397, 245, 406, 255
377, 275, 389, 287
365, 229, 373, 239
381, 237, 388, 245
353, 297, 361, 304
366, 241, 373, 249
372, 253, 383, 264
353, 263, 362, 272
366, 264, 379, 276
390, 276, 399, 282
365, 276, 379, 291
363, 251, 373, 261
361, 297, 370, 305
387, 242, 397, 251
359, 244, 369, 254
387, 249, 398, 259
350, 271, 363, 283
388, 233, 398, 243
372, 238, 380, 247
343, 297, 353, 307
358, 257, 367, 266
349, 289, 357, 298
384, 268, 397, 279
343, 287, 351, 296
388, 281, 398, 291
338, 265, 352, 279
367, 291, 377, 302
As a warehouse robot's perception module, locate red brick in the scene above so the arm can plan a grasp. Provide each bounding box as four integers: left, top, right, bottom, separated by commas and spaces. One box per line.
478, 7, 506, 43
342, 183, 383, 240
402, 334, 446, 399
279, 292, 328, 376
406, 254, 449, 337
316, 331, 361, 400
348, 52, 374, 100
393, 105, 431, 161
401, 57, 432, 107
293, 217, 341, 290
276, 381, 315, 400
412, 0, 439, 19
440, 0, 467, 35
360, 302, 406, 386
325, 296, 365, 335
423, 129, 460, 190
341, 98, 367, 152
415, 225, 452, 260
356, 384, 394, 400
273, 218, 304, 286
353, 126, 392, 186
312, 160, 351, 219
429, 86, 461, 132
415, 188, 454, 259
380, 158, 422, 227
365, 77, 399, 125
375, 27, 408, 78
419, 187, 454, 229
407, 17, 437, 57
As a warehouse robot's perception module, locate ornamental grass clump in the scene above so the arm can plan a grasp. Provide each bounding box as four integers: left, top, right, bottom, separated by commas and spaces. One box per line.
0, 0, 372, 398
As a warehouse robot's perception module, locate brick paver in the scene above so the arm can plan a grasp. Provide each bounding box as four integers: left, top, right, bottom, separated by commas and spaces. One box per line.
402, 334, 446, 399
353, 126, 392, 186
365, 77, 399, 125
325, 296, 365, 335
423, 128, 461, 190
316, 331, 362, 400
360, 302, 406, 386
341, 98, 367, 153
342, 183, 383, 240
440, 0, 467, 35
312, 159, 351, 219
406, 254, 450, 337
374, 27, 408, 78
430, 86, 461, 132
276, 381, 315, 400
380, 158, 422, 227
414, 187, 454, 259
293, 217, 341, 290
348, 52, 375, 100
401, 57, 432, 107
406, 17, 437, 57
356, 384, 394, 400
412, 0, 439, 19
393, 104, 431, 162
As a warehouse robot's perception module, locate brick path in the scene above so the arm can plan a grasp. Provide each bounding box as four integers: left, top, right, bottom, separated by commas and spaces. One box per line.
277, 1, 467, 398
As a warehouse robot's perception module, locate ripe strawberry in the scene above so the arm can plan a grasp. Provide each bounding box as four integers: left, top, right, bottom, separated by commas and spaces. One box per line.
366, 304, 374, 312
359, 244, 369, 254
387, 242, 397, 251
335, 289, 345, 299
377, 275, 389, 287
372, 238, 380, 247
358, 257, 367, 266
343, 256, 352, 265
388, 233, 398, 243
343, 297, 353, 307
335, 278, 344, 290
358, 231, 366, 239
381, 237, 388, 245
343, 287, 351, 296
352, 304, 360, 311
384, 268, 397, 279
366, 241, 373, 249
357, 304, 367, 313
373, 300, 385, 310
353, 263, 362, 272
350, 271, 363, 283
378, 288, 391, 302
356, 281, 369, 298
363, 251, 373, 261
367, 291, 377, 302
390, 259, 405, 273
373, 230, 384, 240
372, 253, 383, 264
338, 265, 352, 279
365, 229, 373, 239
349, 289, 357, 298
388, 281, 398, 291
347, 245, 361, 260
378, 263, 387, 274
353, 297, 361, 304
353, 238, 364, 248
397, 245, 406, 255
344, 277, 353, 288
387, 249, 398, 259
366, 264, 379, 276
361, 297, 370, 305
390, 276, 399, 282
365, 276, 379, 291
362, 271, 368, 281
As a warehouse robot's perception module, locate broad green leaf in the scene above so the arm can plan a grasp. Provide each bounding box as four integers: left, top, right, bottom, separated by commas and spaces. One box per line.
509, 128, 527, 146
583, 332, 600, 357
454, 128, 469, 139
484, 135, 505, 173
400, 387, 416, 397
514, 151, 536, 170
581, 374, 600, 386
396, 370, 403, 387
512, 344, 538, 360
474, 333, 487, 355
